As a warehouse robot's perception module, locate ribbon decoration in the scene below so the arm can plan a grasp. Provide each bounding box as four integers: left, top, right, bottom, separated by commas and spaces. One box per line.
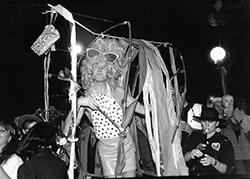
170, 47, 187, 144
115, 97, 139, 175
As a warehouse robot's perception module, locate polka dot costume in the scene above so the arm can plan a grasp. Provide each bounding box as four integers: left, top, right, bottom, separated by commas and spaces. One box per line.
91, 91, 123, 139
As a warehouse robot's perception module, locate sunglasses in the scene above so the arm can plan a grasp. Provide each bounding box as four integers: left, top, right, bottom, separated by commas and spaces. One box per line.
86, 48, 119, 63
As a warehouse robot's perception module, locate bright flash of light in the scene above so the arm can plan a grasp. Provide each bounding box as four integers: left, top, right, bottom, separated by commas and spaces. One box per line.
71, 44, 82, 55
210, 46, 226, 64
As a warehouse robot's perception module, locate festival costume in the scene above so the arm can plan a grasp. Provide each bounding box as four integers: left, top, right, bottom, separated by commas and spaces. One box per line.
1, 153, 23, 179
183, 130, 235, 175
63, 36, 188, 177
90, 85, 136, 176
97, 133, 136, 175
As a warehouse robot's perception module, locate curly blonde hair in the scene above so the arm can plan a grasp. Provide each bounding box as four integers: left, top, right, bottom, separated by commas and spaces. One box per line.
80, 37, 126, 93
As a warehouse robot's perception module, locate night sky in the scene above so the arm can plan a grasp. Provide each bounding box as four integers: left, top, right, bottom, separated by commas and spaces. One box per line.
0, 0, 250, 116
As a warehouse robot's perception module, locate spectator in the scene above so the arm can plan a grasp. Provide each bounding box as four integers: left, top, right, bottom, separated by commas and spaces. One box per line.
0, 117, 23, 179
210, 97, 224, 119
183, 106, 235, 175
234, 99, 250, 174
17, 122, 68, 179
14, 114, 42, 136
220, 94, 245, 174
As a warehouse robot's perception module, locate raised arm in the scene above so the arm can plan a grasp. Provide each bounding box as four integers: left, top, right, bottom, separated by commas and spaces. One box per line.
63, 96, 99, 136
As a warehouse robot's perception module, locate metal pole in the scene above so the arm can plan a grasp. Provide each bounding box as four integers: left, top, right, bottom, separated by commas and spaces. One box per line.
218, 62, 228, 95
68, 23, 78, 179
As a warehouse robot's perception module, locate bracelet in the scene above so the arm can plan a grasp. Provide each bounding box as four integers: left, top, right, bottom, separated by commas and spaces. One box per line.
213, 159, 217, 166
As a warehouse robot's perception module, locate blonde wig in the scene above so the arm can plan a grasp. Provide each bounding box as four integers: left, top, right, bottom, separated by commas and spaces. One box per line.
80, 37, 127, 94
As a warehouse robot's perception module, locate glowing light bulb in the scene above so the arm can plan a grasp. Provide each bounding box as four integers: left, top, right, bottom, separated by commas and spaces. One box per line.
210, 46, 226, 64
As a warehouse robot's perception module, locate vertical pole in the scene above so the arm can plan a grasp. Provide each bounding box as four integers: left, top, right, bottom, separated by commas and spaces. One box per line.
43, 12, 55, 122
68, 24, 77, 179
218, 62, 228, 95
220, 65, 228, 95
44, 54, 50, 122
46, 4, 78, 179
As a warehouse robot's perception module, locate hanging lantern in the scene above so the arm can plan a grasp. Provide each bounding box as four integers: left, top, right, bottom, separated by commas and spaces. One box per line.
31, 25, 60, 56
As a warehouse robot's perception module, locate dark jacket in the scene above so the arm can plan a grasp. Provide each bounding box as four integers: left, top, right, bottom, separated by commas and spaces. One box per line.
183, 130, 235, 175
18, 148, 68, 179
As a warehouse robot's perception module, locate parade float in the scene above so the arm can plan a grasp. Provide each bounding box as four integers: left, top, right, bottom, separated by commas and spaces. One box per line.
31, 4, 188, 179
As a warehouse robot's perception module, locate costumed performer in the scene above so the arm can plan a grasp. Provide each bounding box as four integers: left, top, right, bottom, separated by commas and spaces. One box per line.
64, 37, 145, 178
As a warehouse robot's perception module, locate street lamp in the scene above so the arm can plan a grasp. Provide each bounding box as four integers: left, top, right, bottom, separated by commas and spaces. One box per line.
209, 46, 228, 95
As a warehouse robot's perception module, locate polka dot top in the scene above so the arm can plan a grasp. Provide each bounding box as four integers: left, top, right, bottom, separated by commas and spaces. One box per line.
91, 91, 123, 139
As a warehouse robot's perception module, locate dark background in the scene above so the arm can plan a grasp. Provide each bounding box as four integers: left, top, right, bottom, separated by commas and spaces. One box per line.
0, 0, 250, 117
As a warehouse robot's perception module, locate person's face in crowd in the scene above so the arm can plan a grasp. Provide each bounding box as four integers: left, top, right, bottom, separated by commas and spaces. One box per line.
222, 95, 234, 108
49, 110, 57, 120
0, 125, 12, 148
201, 120, 218, 135
213, 101, 223, 113
92, 62, 108, 82
239, 101, 247, 114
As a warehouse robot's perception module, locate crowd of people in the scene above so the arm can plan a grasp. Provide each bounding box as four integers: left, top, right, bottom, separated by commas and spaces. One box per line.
181, 94, 250, 176
0, 107, 68, 179
1, 36, 250, 179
